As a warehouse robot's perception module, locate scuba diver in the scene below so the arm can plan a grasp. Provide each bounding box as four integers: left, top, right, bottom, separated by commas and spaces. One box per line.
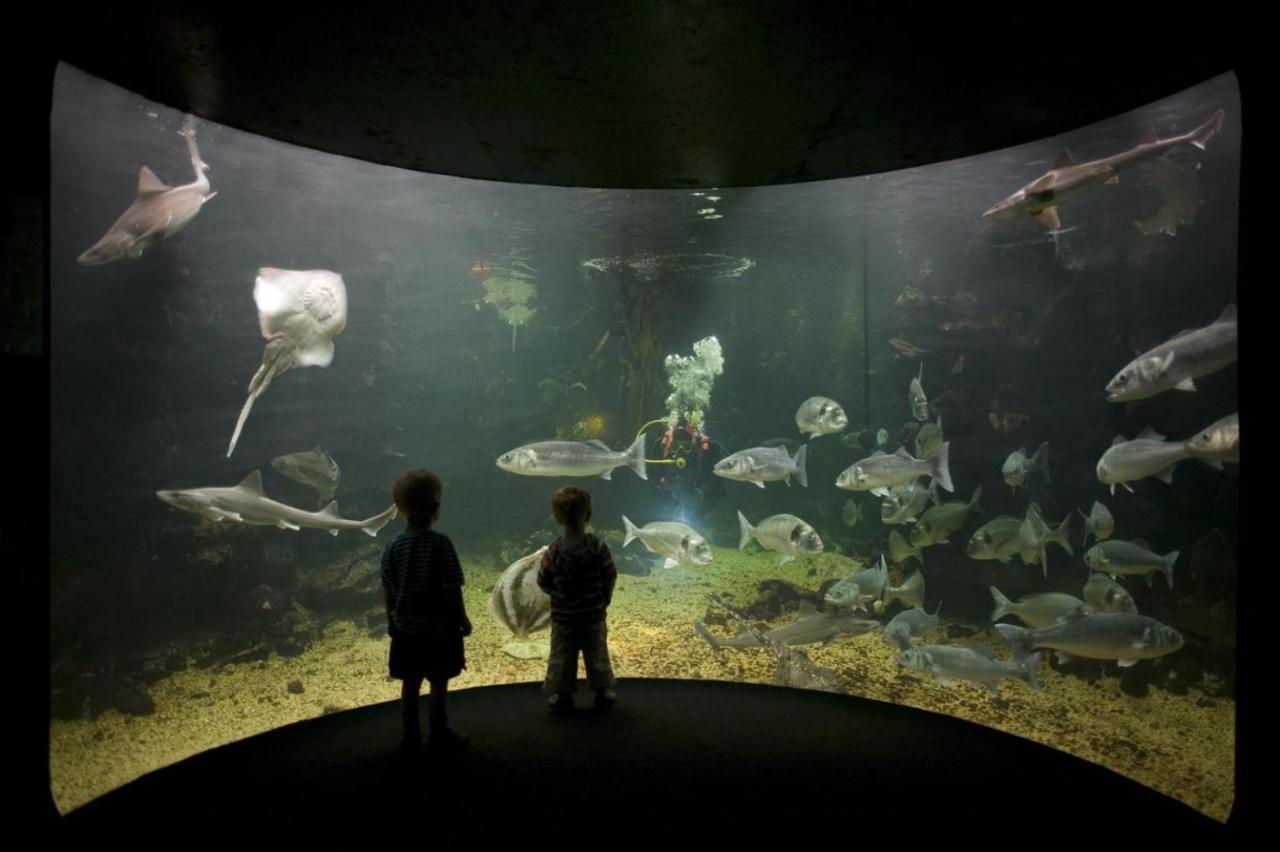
636, 417, 727, 522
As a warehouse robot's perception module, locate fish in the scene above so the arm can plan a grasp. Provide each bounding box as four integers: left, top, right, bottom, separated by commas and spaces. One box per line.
622, 516, 713, 568
1105, 304, 1237, 402
228, 269, 348, 457
882, 603, 942, 650
1001, 441, 1050, 492
881, 480, 939, 525
889, 529, 926, 566
1184, 412, 1239, 465
714, 444, 807, 488
914, 417, 944, 460
737, 512, 824, 564
270, 449, 340, 506
909, 364, 929, 421
1096, 428, 1191, 495
78, 116, 218, 265
983, 109, 1224, 229
898, 644, 1042, 695
1085, 539, 1179, 589
795, 396, 849, 439
836, 444, 953, 496
966, 516, 1025, 563
824, 555, 889, 612
889, 338, 931, 358
989, 587, 1089, 629
842, 498, 863, 528
910, 486, 982, 549
694, 602, 879, 649
488, 546, 552, 659
496, 435, 647, 480
1077, 501, 1115, 546
157, 470, 396, 537
1017, 502, 1074, 578
883, 569, 926, 609
1082, 574, 1138, 615
996, 612, 1184, 667
876, 428, 890, 449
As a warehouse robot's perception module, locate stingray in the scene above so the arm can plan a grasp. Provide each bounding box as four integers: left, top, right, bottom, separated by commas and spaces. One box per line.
489, 546, 552, 659
227, 268, 348, 457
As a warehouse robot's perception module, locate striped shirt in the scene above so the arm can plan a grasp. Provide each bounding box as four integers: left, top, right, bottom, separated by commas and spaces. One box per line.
380, 529, 465, 638
537, 534, 617, 625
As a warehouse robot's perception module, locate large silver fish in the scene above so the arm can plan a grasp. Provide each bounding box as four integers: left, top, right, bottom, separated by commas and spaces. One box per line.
989, 587, 1089, 629
1096, 428, 1190, 495
837, 445, 953, 495
967, 516, 1024, 563
1184, 412, 1239, 465
899, 644, 1041, 695
737, 512, 823, 564
795, 396, 848, 439
1085, 539, 1179, 589
997, 612, 1183, 667
496, 435, 647, 480
714, 444, 807, 488
622, 516, 713, 568
1105, 304, 1236, 402
910, 486, 982, 549
695, 602, 879, 649
824, 556, 888, 612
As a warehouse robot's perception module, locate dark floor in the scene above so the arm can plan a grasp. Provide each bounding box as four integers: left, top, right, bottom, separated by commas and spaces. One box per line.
56, 679, 1230, 839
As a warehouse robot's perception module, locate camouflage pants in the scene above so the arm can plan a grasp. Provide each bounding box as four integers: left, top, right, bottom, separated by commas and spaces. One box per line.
544, 620, 617, 695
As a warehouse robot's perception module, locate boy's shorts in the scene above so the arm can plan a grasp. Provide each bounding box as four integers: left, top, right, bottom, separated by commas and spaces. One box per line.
388, 629, 465, 681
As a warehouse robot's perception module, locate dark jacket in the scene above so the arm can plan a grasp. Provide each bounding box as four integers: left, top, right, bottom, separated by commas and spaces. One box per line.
537, 534, 617, 625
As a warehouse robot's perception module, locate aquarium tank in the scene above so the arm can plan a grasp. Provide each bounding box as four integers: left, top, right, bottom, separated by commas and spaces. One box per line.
50, 64, 1239, 820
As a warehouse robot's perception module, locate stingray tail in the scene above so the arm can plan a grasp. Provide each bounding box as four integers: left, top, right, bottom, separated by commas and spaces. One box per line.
228, 336, 295, 458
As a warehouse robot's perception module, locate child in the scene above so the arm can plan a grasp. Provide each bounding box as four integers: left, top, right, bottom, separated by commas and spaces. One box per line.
537, 485, 618, 713
381, 469, 472, 754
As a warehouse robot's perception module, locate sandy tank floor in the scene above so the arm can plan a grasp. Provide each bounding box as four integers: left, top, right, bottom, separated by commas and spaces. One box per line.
50, 544, 1235, 821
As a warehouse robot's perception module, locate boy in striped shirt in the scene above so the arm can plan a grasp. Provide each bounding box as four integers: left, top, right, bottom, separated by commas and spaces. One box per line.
381, 469, 472, 754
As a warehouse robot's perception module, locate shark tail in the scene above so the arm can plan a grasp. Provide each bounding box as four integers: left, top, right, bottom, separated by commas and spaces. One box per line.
693, 621, 723, 652
737, 511, 755, 551
361, 505, 399, 537
627, 433, 648, 481
1190, 110, 1225, 150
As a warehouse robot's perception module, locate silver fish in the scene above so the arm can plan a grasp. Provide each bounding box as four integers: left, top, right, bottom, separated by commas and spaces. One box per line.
1096, 428, 1190, 495
914, 417, 944, 460
882, 603, 942, 650
271, 449, 340, 506
909, 363, 929, 421
989, 587, 1089, 629
910, 486, 982, 549
899, 644, 1041, 695
1017, 502, 1074, 578
695, 602, 879, 649
1001, 441, 1050, 492
966, 516, 1024, 563
714, 444, 807, 488
889, 529, 926, 566
1085, 539, 1179, 589
738, 512, 823, 564
884, 569, 926, 609
1184, 412, 1239, 465
837, 444, 953, 495
1105, 304, 1236, 402
1082, 574, 1138, 615
622, 516, 713, 568
881, 480, 939, 525
496, 435, 647, 480
824, 555, 888, 612
1077, 500, 1115, 547
795, 396, 849, 439
997, 612, 1183, 667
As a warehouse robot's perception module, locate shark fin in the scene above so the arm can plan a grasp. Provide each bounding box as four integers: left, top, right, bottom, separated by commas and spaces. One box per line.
1052, 149, 1074, 169
1175, 377, 1196, 391
328, 529, 339, 536
277, 520, 301, 531
237, 470, 266, 494
136, 166, 169, 195
1117, 658, 1140, 668
753, 480, 765, 489
1033, 207, 1061, 229
210, 507, 242, 522
1217, 303, 1237, 324
1137, 426, 1167, 442
599, 469, 613, 480
318, 502, 341, 518
1139, 127, 1159, 145
1104, 173, 1120, 185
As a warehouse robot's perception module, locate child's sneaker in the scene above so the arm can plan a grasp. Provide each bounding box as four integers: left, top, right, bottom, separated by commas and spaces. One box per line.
593, 689, 618, 711
548, 693, 575, 714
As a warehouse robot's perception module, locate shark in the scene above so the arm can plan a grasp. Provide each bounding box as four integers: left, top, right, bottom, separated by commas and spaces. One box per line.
78, 115, 218, 265
983, 109, 1224, 229
694, 602, 880, 650
157, 470, 396, 536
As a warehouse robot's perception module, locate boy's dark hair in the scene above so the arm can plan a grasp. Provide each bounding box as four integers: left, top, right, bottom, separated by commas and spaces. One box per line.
393, 469, 443, 528
551, 486, 591, 528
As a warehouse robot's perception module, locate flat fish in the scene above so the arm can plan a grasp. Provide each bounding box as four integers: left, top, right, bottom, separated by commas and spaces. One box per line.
489, 546, 552, 658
